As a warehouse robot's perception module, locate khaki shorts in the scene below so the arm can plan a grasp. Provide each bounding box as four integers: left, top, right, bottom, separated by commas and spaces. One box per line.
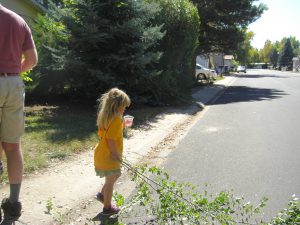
0, 75, 25, 143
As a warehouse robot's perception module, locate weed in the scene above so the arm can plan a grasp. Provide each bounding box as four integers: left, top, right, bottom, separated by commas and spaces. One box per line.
46, 198, 54, 214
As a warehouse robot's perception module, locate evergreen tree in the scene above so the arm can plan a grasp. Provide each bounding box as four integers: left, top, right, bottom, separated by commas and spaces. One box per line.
29, 0, 200, 104
278, 38, 294, 67
191, 0, 267, 54
63, 0, 164, 101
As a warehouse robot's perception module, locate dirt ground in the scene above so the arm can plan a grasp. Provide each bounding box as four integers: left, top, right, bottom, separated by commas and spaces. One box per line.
0, 76, 235, 225
60, 105, 205, 225
0, 103, 203, 225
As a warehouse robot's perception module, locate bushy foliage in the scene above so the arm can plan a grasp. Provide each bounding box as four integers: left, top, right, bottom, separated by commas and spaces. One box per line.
252, 36, 300, 66
28, 13, 70, 97
118, 163, 300, 225
269, 196, 300, 225
149, 0, 200, 104
29, 0, 200, 105
192, 0, 267, 54
61, 0, 165, 102
235, 30, 255, 64
278, 38, 294, 67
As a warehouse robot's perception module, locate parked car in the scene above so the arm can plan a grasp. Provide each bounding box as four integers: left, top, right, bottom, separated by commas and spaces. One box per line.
237, 65, 247, 73
195, 64, 215, 81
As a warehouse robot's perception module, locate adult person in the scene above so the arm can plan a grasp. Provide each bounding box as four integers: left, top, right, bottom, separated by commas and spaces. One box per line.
0, 4, 38, 224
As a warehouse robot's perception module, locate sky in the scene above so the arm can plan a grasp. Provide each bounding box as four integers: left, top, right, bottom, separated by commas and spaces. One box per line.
248, 0, 300, 49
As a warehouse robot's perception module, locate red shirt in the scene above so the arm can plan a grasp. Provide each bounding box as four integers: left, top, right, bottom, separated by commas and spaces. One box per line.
0, 5, 35, 73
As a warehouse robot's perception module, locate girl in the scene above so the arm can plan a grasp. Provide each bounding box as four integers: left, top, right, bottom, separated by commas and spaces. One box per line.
94, 88, 131, 215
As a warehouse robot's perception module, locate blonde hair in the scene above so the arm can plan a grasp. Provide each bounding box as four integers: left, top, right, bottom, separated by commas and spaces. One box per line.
97, 88, 131, 129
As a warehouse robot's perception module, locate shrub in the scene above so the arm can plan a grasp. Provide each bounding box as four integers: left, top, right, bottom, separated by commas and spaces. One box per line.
151, 0, 200, 104
120, 162, 300, 225
28, 13, 70, 99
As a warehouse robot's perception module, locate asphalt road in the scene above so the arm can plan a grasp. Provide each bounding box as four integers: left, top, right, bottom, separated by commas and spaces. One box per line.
164, 69, 300, 221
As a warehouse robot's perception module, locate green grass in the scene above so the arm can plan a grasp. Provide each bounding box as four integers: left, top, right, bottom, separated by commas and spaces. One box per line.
0, 104, 167, 182
0, 105, 97, 182
215, 74, 225, 81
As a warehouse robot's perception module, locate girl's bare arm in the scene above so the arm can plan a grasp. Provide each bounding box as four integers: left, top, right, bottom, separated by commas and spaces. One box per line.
106, 139, 120, 161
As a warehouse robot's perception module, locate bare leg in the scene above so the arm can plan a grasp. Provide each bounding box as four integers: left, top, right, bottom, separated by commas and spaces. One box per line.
0, 142, 23, 224
2, 142, 23, 185
0, 142, 3, 160
0, 142, 3, 174
103, 174, 120, 209
100, 184, 106, 194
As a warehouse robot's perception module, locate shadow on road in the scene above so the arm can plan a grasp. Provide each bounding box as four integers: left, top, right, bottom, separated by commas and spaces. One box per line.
208, 86, 288, 105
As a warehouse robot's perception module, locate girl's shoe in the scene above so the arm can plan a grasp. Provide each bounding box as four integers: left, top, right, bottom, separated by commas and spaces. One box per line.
102, 205, 120, 216
96, 192, 104, 203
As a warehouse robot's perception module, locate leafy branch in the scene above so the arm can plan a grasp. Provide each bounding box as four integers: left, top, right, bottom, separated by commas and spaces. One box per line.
117, 161, 299, 225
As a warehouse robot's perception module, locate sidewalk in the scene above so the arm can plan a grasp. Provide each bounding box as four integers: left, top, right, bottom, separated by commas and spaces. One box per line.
0, 76, 236, 225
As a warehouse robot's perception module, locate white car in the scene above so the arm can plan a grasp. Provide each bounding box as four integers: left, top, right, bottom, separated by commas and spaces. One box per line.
237, 65, 247, 73
195, 64, 215, 81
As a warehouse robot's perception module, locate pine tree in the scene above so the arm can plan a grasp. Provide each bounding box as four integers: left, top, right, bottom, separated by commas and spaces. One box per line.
278, 38, 294, 67
192, 0, 267, 54
63, 0, 164, 101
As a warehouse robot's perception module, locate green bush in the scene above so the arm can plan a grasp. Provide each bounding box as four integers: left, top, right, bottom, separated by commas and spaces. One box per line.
28, 13, 70, 98
27, 0, 200, 105
151, 0, 200, 104
119, 163, 300, 225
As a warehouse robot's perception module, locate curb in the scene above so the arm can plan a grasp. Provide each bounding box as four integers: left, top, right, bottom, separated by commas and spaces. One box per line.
192, 75, 236, 109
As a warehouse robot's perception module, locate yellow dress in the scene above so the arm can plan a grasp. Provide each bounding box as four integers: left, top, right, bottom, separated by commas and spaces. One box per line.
94, 116, 123, 171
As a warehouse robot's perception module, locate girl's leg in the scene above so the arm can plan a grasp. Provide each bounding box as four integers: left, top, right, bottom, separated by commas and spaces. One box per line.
95, 184, 105, 203
0, 142, 4, 174
100, 184, 106, 194
103, 173, 120, 209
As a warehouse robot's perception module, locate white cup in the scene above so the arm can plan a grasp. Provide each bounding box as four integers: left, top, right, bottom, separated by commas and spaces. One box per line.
124, 115, 134, 127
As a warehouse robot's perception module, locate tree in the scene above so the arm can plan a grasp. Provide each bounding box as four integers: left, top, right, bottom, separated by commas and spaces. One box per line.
192, 0, 267, 54
269, 48, 279, 67
62, 0, 165, 101
260, 40, 273, 63
235, 30, 255, 64
250, 36, 299, 67
28, 13, 70, 98
290, 36, 300, 56
36, 0, 65, 8
61, 0, 200, 104
248, 47, 260, 63
278, 38, 294, 67
258, 40, 279, 66
149, 0, 200, 104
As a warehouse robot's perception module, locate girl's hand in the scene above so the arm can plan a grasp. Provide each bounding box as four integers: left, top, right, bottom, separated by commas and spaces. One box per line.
123, 115, 134, 128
